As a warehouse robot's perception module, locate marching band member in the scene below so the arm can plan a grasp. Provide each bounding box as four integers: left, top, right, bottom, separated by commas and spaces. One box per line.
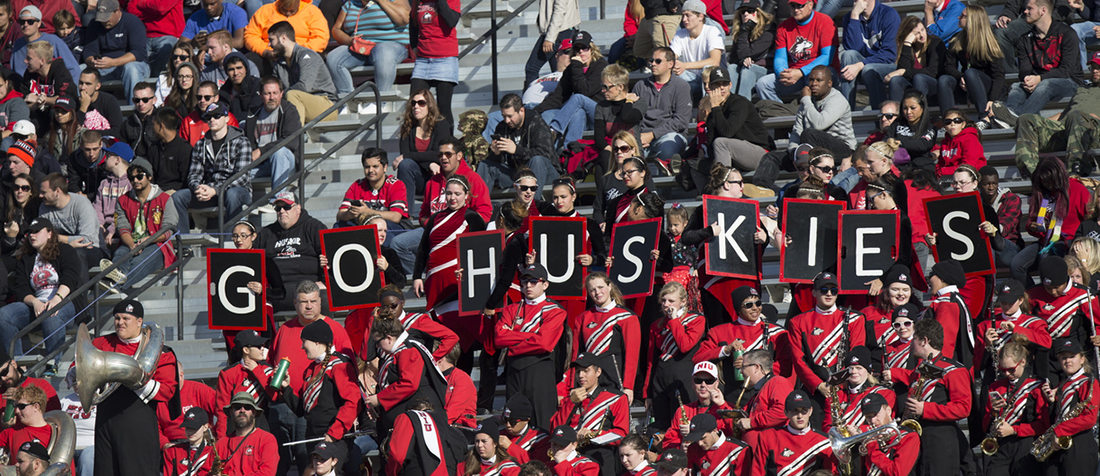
411, 174, 489, 309
216, 392, 279, 476
618, 435, 656, 476
215, 330, 276, 438
735, 350, 795, 438
93, 299, 180, 476
974, 280, 1052, 376
546, 175, 607, 267
859, 266, 917, 367
564, 274, 642, 404
162, 408, 215, 476
884, 319, 971, 476
459, 420, 522, 476
858, 394, 919, 476
438, 345, 477, 429
785, 272, 866, 410
365, 316, 448, 433
548, 426, 601, 476
883, 305, 919, 372
386, 398, 467, 476
659, 362, 736, 452
643, 282, 706, 430
924, 260, 976, 367
982, 341, 1048, 476
494, 263, 569, 431
550, 353, 631, 476
822, 347, 895, 435
353, 285, 459, 363
652, 449, 688, 476
1038, 338, 1100, 476
1027, 257, 1100, 383
603, 157, 650, 231
695, 286, 792, 390
750, 390, 835, 476
310, 442, 344, 476
684, 414, 749, 476
500, 394, 552, 465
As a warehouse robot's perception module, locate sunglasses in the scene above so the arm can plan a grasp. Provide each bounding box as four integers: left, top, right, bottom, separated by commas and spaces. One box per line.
411, 99, 428, 107
14, 185, 31, 192
521, 278, 543, 285
203, 114, 225, 122
998, 363, 1021, 373
789, 2, 809, 8
516, 185, 538, 192
814, 165, 837, 174
274, 203, 293, 212
878, 113, 898, 120
18, 18, 38, 25
438, 151, 456, 158
727, 179, 744, 185
818, 286, 839, 295
708, 82, 731, 91
128, 172, 148, 181
230, 404, 254, 411
173, 54, 190, 60
693, 377, 717, 385
573, 45, 591, 52
601, 84, 618, 91
742, 300, 762, 309
615, 145, 633, 153
892, 320, 913, 329
134, 96, 154, 103
13, 403, 32, 410
944, 117, 966, 124
198, 94, 216, 101
647, 58, 665, 65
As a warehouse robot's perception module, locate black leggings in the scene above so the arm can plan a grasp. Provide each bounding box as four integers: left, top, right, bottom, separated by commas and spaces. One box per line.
410, 78, 456, 128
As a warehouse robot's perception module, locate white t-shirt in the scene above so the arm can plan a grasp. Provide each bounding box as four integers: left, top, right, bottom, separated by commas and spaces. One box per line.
523, 71, 562, 105
59, 392, 97, 449
670, 24, 725, 73
31, 255, 59, 302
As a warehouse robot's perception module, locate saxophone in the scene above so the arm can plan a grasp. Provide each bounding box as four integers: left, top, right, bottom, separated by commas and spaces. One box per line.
826, 384, 853, 476
206, 427, 224, 476
981, 390, 1014, 456
902, 362, 943, 435
1031, 401, 1088, 462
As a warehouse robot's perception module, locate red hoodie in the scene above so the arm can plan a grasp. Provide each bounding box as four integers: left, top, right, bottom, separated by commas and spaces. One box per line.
933, 126, 986, 177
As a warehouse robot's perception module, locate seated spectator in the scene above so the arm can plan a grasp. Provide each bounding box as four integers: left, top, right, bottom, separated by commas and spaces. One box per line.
978, 166, 1022, 267
119, 83, 158, 158
523, 0, 579, 89
408, 0, 459, 126
704, 67, 769, 172
755, 0, 836, 102
939, 5, 1005, 128
1010, 157, 1089, 287
36, 172, 103, 269
994, 0, 1076, 74
173, 103, 252, 227
13, 0, 79, 34
11, 6, 79, 81
7, 139, 59, 190
922, 0, 965, 42
635, 0, 680, 61
153, 39, 197, 106
0, 173, 39, 259
0, 67, 30, 139
82, 0, 148, 104
931, 108, 986, 178
789, 65, 855, 161
200, 30, 258, 87
243, 0, 329, 59
990, 0, 1081, 130
245, 76, 299, 192
58, 130, 103, 195
262, 190, 327, 312
219, 53, 262, 119
180, 81, 241, 146
94, 141, 131, 254
1015, 52, 1100, 177
593, 64, 647, 176
181, 0, 248, 49
22, 41, 76, 134
75, 69, 121, 136
633, 47, 691, 173
872, 17, 946, 108
325, 0, 410, 105
43, 97, 85, 160
165, 62, 200, 119
607, 0, 642, 66
268, 21, 337, 123
147, 106, 193, 196
0, 1, 17, 66
0, 387, 61, 451
483, 93, 558, 192
669, 0, 723, 101
884, 89, 937, 168
125, 0, 183, 76
395, 90, 451, 207
839, 0, 899, 107
728, 0, 776, 101
336, 147, 408, 232
51, 10, 81, 60
864, 99, 898, 144
108, 157, 177, 291
482, 49, 570, 144
533, 31, 608, 150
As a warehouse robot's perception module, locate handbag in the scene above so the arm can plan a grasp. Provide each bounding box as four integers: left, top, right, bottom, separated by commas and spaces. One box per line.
349, 2, 376, 56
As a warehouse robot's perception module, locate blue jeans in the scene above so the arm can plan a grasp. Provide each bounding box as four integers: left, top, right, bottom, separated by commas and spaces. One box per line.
815, 0, 852, 18
729, 63, 767, 100
171, 185, 251, 228
243, 0, 275, 16
831, 166, 860, 193
938, 68, 994, 117
476, 156, 558, 191
111, 244, 165, 291
546, 94, 597, 146
755, 72, 808, 102
395, 158, 423, 213
1005, 78, 1078, 116
680, 70, 704, 103
838, 50, 895, 108
889, 73, 938, 105
996, 239, 1021, 269
268, 402, 308, 476
77, 447, 94, 476
1074, 22, 1100, 70
1011, 241, 1068, 288
390, 227, 423, 275
0, 300, 76, 359
327, 41, 409, 96
254, 147, 296, 190
608, 35, 634, 64
644, 132, 687, 163
98, 62, 151, 104
146, 35, 178, 77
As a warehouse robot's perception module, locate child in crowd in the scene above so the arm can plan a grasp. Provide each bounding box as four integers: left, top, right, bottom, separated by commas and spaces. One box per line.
53, 10, 82, 60
930, 108, 986, 178
665, 203, 701, 312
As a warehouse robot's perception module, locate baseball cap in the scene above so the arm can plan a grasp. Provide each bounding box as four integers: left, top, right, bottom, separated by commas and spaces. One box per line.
813, 272, 838, 289
996, 279, 1026, 304
1054, 338, 1083, 356
692, 361, 719, 380
520, 263, 548, 282
235, 329, 269, 348
53, 96, 74, 113
95, 0, 119, 22
860, 393, 889, 415
312, 441, 339, 461
706, 67, 731, 85
1091, 52, 1100, 68
180, 407, 209, 430
571, 31, 592, 50
558, 38, 573, 52
550, 425, 577, 446
103, 142, 134, 163
1040, 256, 1069, 287
19, 6, 42, 20
785, 390, 812, 411
113, 299, 144, 318
794, 144, 813, 165
682, 0, 707, 14
18, 442, 49, 461
683, 413, 718, 442
12, 119, 34, 137
274, 190, 297, 206
26, 217, 52, 233
738, 0, 762, 9
201, 102, 229, 121
571, 352, 601, 369
655, 449, 688, 472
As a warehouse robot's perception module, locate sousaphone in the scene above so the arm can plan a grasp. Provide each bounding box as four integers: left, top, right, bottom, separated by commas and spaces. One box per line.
73, 322, 163, 412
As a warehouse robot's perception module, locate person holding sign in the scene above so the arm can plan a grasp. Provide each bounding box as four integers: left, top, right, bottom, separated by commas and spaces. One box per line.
593, 133, 652, 227
484, 200, 534, 312
494, 263, 569, 430
858, 265, 918, 366
861, 178, 917, 294
603, 157, 650, 232
1010, 157, 1091, 288
223, 220, 282, 361
352, 285, 458, 364
563, 273, 641, 404
695, 286, 792, 390
607, 191, 673, 323
546, 175, 606, 267
642, 282, 706, 430
411, 174, 488, 309
550, 353, 630, 476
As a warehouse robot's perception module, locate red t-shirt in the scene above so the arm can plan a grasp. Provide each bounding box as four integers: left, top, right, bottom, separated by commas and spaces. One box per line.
0, 423, 52, 457
339, 176, 410, 217
415, 0, 460, 58
776, 11, 837, 71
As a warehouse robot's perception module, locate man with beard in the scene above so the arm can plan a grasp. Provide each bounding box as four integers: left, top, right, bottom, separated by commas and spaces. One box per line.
14, 442, 49, 476
267, 21, 335, 122
216, 392, 279, 476
108, 157, 178, 291
244, 77, 298, 195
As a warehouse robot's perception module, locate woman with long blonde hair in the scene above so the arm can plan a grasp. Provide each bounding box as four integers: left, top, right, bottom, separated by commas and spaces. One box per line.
593, 131, 650, 225
728, 4, 775, 100
939, 5, 1005, 126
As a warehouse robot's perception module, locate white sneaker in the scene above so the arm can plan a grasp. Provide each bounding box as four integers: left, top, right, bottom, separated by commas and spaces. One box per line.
254, 204, 276, 214
100, 259, 126, 284
358, 102, 378, 115
338, 105, 350, 115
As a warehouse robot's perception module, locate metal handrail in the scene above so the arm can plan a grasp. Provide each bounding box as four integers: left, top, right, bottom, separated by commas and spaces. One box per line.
7, 225, 179, 362
215, 81, 383, 239
457, 0, 540, 103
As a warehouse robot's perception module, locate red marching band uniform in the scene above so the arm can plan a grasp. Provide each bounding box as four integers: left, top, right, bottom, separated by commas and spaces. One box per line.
550, 387, 630, 476
351, 309, 459, 363
822, 383, 895, 432
695, 317, 793, 385
889, 353, 971, 476
387, 409, 461, 476
687, 433, 750, 476
506, 424, 552, 465
643, 309, 706, 427
859, 424, 919, 476
981, 375, 1049, 474
923, 286, 974, 367
551, 451, 601, 476
559, 303, 642, 398
458, 457, 522, 476
786, 305, 866, 396
972, 310, 1052, 371
1044, 366, 1100, 476
750, 425, 834, 476
215, 361, 276, 438
662, 400, 739, 451
162, 439, 215, 476
744, 375, 796, 434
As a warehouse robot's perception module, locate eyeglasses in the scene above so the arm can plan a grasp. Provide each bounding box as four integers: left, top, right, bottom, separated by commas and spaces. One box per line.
727, 179, 744, 185
134, 96, 154, 103
411, 99, 428, 108
516, 185, 538, 192
944, 117, 966, 125
198, 94, 216, 101
173, 54, 190, 60
231, 233, 254, 240
520, 278, 543, 285
438, 151, 456, 158
741, 300, 762, 309
818, 286, 839, 295
813, 164, 837, 174
177, 74, 194, 80
14, 185, 31, 192
128, 172, 148, 181
622, 168, 640, 176
953, 179, 973, 187
789, 1, 809, 9
891, 320, 913, 329
693, 377, 717, 385
601, 84, 618, 91
274, 204, 293, 212
647, 58, 664, 65
615, 145, 633, 153
878, 113, 897, 120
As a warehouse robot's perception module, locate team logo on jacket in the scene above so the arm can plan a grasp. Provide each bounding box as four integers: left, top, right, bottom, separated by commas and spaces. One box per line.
1044, 304, 1054, 311
879, 318, 889, 324
702, 462, 710, 469
182, 460, 190, 466
812, 328, 824, 336
587, 322, 598, 328
781, 448, 794, 457
246, 447, 253, 455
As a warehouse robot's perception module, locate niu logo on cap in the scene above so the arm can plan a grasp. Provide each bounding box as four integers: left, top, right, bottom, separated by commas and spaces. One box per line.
555, 429, 564, 436
126, 304, 134, 312
898, 309, 909, 317
503, 408, 512, 418
476, 423, 483, 431
794, 394, 804, 401
1044, 278, 1053, 285
862, 397, 871, 405
850, 356, 858, 364
690, 423, 696, 431
899, 274, 907, 281
318, 443, 328, 450
824, 273, 833, 279
1004, 286, 1010, 292
664, 454, 673, 461
20, 442, 30, 451
750, 289, 758, 295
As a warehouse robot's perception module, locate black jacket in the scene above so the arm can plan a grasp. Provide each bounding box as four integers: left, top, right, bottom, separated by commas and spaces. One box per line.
488, 109, 555, 168
60, 150, 102, 196
120, 111, 157, 159
262, 210, 328, 286
219, 74, 263, 120
398, 118, 454, 175
147, 136, 193, 192
14, 242, 87, 312
705, 94, 770, 149
1002, 0, 1079, 24
898, 34, 947, 81
641, 0, 683, 18
23, 58, 75, 133
1017, 20, 1084, 85
244, 102, 302, 157
732, 21, 777, 66
535, 58, 609, 113
943, 47, 1006, 102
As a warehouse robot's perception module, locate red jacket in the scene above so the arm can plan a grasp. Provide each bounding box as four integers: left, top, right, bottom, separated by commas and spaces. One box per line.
350, 310, 459, 362
505, 425, 551, 464
972, 312, 1051, 370
1026, 177, 1091, 244
785, 307, 866, 394
215, 363, 276, 438
216, 427, 279, 476
695, 319, 793, 381
126, 0, 183, 37
162, 441, 214, 476
860, 426, 919, 476
269, 316, 354, 395
891, 353, 972, 422
982, 377, 1049, 438
1051, 370, 1099, 437
180, 111, 240, 146
457, 459, 522, 476
550, 388, 630, 447
822, 383, 895, 431
115, 185, 176, 267
687, 435, 749, 476
494, 298, 568, 358
563, 305, 642, 394
442, 367, 477, 428
419, 161, 492, 225
932, 127, 986, 177
925, 288, 972, 365
662, 399, 738, 450
550, 454, 600, 476
92, 332, 179, 404
746, 374, 794, 432
157, 379, 218, 447
387, 410, 456, 476
643, 311, 706, 398
1027, 282, 1100, 340
750, 426, 835, 476
292, 354, 360, 440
